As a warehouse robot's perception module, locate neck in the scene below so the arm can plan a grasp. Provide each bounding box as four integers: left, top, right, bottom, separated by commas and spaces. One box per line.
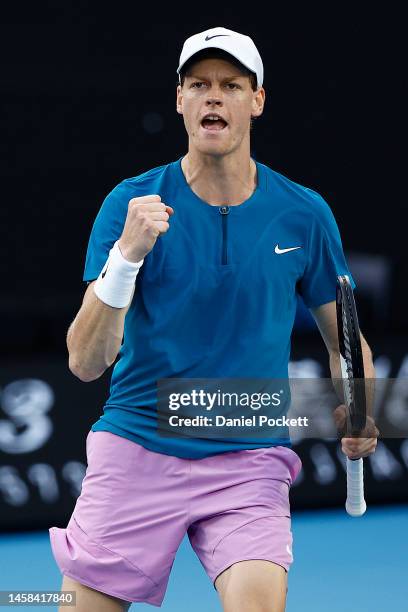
181, 149, 257, 206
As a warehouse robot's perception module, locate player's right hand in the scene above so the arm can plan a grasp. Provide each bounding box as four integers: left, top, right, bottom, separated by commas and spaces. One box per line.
118, 195, 174, 263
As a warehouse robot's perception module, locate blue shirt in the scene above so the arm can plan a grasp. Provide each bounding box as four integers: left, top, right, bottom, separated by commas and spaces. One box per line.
83, 158, 354, 458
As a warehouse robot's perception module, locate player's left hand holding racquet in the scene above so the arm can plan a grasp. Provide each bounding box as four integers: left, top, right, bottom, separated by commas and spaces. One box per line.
333, 405, 379, 461
335, 275, 379, 516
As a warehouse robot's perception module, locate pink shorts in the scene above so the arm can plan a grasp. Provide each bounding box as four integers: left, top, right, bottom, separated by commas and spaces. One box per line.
49, 431, 302, 607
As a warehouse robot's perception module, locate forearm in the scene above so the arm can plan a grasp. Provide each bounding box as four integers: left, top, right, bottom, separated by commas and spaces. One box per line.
69, 196, 173, 382
312, 301, 378, 456
329, 335, 376, 415
67, 289, 128, 382
331, 337, 379, 457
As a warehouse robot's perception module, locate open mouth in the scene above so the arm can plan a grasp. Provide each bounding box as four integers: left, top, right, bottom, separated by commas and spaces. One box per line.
201, 114, 228, 131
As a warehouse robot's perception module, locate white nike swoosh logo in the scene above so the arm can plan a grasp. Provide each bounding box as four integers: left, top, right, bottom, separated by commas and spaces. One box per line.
275, 245, 302, 254
286, 544, 293, 557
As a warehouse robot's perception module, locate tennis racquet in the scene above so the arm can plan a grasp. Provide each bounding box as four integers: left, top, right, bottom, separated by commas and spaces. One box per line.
336, 275, 367, 517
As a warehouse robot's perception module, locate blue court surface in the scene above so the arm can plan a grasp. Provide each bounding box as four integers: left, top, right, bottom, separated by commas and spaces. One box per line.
1, 505, 407, 611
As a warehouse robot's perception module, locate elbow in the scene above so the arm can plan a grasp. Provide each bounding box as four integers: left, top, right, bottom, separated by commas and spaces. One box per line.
68, 355, 105, 382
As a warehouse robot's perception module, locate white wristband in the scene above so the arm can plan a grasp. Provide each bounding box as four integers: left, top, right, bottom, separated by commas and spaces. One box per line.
94, 241, 144, 308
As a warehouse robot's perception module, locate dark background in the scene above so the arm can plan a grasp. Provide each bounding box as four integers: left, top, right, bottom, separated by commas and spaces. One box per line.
1, 5, 407, 528
1, 4, 406, 358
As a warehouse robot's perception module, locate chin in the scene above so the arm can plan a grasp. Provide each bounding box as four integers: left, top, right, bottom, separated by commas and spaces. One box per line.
194, 140, 232, 157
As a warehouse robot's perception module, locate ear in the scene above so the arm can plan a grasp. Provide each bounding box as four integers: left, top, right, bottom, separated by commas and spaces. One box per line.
251, 87, 265, 118
176, 84, 183, 115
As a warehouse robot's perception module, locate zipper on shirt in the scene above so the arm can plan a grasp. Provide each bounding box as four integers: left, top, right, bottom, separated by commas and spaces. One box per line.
219, 206, 230, 265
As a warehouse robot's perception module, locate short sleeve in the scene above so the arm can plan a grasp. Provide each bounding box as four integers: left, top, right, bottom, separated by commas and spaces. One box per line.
298, 195, 356, 308
83, 182, 130, 283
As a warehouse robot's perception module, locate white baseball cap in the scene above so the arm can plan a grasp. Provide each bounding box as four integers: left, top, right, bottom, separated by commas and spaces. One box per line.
177, 26, 263, 89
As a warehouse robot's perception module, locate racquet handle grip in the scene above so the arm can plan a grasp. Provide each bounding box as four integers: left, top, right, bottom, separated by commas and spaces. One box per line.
346, 458, 367, 517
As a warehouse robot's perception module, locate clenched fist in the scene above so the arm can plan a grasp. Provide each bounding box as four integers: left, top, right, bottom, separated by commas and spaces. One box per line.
118, 195, 174, 263
333, 404, 379, 460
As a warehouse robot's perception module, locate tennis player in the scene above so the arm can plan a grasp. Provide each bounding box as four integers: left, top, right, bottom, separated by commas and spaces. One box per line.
49, 27, 378, 612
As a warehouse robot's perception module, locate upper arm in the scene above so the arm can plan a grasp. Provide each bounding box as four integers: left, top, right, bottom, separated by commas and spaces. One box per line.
297, 196, 355, 308
310, 300, 339, 354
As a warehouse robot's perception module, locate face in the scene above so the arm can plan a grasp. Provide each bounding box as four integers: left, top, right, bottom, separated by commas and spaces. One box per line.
176, 57, 265, 158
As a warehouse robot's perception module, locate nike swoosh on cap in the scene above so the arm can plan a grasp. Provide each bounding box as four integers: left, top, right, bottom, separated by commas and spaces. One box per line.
275, 245, 302, 254
205, 34, 230, 41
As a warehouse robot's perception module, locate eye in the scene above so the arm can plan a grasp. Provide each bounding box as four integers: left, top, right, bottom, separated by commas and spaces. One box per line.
226, 83, 240, 90
191, 81, 206, 89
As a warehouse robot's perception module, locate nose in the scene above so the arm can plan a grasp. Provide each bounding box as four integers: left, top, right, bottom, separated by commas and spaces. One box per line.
205, 84, 223, 106
206, 96, 222, 107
